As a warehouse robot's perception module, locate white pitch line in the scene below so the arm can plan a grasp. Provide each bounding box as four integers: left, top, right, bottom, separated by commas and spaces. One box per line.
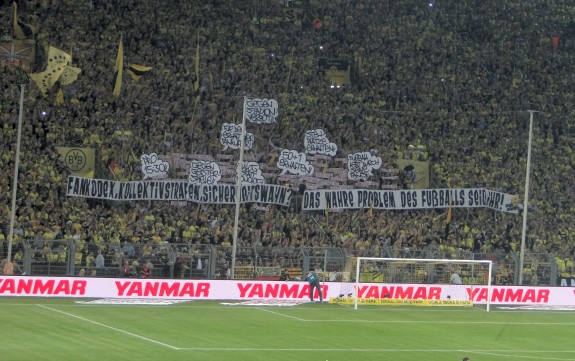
255, 307, 308, 321
172, 348, 575, 356
36, 304, 180, 350
176, 348, 465, 352
469, 350, 575, 361
296, 319, 575, 325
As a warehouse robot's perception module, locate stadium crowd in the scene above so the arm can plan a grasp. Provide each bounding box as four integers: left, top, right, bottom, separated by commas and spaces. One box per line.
1, 0, 575, 282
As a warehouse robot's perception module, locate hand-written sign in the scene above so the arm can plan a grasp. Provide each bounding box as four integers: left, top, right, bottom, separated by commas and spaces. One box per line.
220, 123, 254, 151
304, 129, 337, 156
141, 153, 169, 179
239, 161, 265, 184
277, 149, 314, 176
347, 152, 382, 181
189, 160, 221, 185
245, 98, 279, 124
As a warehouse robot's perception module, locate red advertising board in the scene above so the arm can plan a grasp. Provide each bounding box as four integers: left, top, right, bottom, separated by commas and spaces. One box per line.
1, 276, 573, 306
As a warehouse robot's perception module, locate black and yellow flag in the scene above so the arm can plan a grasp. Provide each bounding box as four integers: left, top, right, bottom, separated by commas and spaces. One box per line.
127, 64, 152, 81
56, 147, 96, 178
318, 58, 351, 86
30, 46, 71, 96
113, 37, 123, 97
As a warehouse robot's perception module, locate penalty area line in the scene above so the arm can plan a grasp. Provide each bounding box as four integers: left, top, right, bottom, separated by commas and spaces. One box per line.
36, 304, 181, 350
468, 350, 575, 361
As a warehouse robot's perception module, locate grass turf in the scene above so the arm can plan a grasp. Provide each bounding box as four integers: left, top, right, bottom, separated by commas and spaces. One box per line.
1, 297, 574, 361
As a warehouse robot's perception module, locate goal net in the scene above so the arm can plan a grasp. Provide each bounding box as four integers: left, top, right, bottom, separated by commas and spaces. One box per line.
343, 257, 492, 311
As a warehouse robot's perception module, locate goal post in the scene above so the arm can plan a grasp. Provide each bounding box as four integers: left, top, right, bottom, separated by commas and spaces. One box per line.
351, 257, 493, 311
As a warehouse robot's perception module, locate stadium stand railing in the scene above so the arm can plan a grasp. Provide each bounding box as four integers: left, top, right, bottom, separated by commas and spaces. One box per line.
3, 241, 560, 286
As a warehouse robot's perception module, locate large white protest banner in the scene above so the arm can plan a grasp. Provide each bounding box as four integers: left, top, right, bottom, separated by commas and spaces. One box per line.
141, 153, 169, 179
66, 176, 292, 206
277, 149, 314, 176
347, 152, 382, 180
245, 98, 279, 124
66, 176, 516, 213
302, 188, 519, 213
304, 129, 337, 156
220, 123, 254, 151
189, 160, 221, 185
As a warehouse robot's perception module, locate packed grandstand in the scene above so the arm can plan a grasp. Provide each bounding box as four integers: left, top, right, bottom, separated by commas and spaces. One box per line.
1, 0, 575, 285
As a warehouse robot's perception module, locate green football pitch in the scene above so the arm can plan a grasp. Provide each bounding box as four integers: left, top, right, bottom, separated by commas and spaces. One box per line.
1, 298, 574, 361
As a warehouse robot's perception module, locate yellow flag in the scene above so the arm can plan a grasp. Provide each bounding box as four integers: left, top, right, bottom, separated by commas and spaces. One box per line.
56, 147, 96, 178
194, 37, 200, 91
127, 64, 152, 81
30, 46, 71, 96
113, 37, 123, 97
12, 2, 35, 40
324, 194, 329, 221
54, 88, 64, 106
396, 159, 430, 189
12, 2, 25, 40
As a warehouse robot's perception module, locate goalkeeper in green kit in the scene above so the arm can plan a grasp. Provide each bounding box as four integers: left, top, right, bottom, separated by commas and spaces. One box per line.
306, 271, 323, 302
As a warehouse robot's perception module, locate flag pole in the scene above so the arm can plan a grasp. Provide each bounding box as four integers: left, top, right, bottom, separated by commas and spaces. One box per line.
285, 48, 294, 93
230, 96, 248, 279
518, 110, 536, 285
7, 84, 25, 264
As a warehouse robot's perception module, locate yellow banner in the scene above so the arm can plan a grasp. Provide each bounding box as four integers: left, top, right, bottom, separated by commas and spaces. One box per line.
318, 58, 350, 85
194, 33, 200, 91
56, 147, 95, 178
396, 159, 430, 189
329, 297, 472, 306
